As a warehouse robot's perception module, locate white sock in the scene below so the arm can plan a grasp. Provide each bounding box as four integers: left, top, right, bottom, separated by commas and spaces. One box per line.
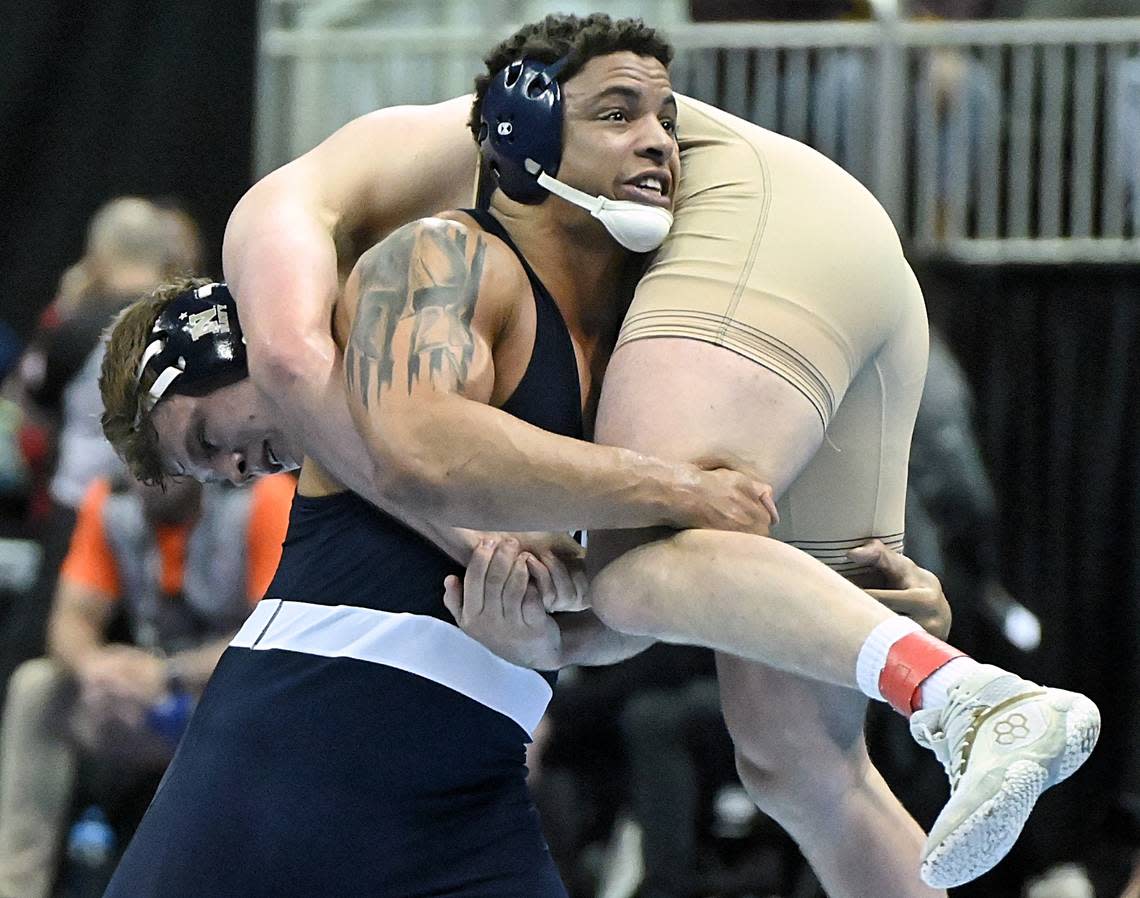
916, 657, 984, 712
854, 615, 923, 703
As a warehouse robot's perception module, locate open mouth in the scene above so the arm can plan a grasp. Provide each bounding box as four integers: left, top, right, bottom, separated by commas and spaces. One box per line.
621, 173, 672, 207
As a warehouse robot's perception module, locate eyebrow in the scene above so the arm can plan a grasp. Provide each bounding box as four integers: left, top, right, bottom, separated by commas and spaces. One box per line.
593, 85, 678, 115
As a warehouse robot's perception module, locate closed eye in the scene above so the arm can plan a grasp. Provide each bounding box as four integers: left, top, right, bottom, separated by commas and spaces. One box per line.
198, 423, 218, 456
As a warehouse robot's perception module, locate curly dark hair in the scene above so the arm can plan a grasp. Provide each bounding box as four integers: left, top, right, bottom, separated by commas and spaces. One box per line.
467, 13, 674, 142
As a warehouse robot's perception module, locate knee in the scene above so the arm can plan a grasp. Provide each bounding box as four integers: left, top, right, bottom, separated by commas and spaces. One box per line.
590, 530, 713, 637
6, 658, 70, 711
733, 739, 871, 822
2, 658, 74, 741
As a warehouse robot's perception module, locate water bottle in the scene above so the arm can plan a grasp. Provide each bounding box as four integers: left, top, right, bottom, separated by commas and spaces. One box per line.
61, 805, 115, 898
67, 806, 115, 866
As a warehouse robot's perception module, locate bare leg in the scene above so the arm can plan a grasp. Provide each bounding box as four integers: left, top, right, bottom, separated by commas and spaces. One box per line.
589, 526, 892, 684
717, 656, 943, 898
589, 338, 941, 898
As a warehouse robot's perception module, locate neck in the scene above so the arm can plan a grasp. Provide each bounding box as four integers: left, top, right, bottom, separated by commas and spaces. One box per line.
488, 196, 629, 336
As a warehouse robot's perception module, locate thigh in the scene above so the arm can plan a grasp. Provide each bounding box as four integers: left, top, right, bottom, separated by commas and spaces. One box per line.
589, 335, 823, 576
715, 653, 870, 779
595, 337, 822, 498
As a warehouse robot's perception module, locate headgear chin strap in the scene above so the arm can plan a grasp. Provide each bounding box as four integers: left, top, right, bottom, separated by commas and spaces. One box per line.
479, 54, 674, 253
135, 282, 247, 422
530, 165, 674, 254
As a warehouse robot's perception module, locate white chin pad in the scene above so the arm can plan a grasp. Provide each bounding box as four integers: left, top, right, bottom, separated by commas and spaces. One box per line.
592, 202, 673, 253
534, 170, 673, 253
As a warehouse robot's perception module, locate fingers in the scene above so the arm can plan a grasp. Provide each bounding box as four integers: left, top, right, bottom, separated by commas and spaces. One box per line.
503, 554, 530, 625
482, 538, 519, 617
544, 552, 575, 608
442, 574, 463, 623
464, 540, 494, 617
866, 587, 951, 640
757, 482, 780, 525
526, 555, 558, 611
865, 587, 921, 615
519, 582, 547, 628
847, 539, 915, 588
846, 538, 887, 565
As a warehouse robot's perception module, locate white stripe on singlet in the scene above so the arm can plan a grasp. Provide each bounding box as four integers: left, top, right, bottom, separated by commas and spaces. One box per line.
231, 599, 553, 737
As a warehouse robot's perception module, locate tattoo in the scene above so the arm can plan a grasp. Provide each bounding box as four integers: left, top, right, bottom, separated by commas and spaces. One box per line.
345, 220, 487, 409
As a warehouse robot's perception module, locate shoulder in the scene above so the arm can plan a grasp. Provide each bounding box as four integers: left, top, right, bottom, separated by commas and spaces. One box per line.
353, 215, 528, 313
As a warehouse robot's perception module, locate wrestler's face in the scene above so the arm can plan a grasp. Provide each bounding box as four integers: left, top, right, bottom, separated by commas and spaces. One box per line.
149, 378, 301, 485
558, 51, 679, 213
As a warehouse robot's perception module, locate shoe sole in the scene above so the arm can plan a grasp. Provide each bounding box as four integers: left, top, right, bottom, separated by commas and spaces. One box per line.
920, 692, 1100, 889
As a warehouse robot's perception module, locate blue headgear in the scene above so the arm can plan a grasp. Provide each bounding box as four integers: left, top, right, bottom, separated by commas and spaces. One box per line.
477, 53, 675, 253
134, 282, 247, 420
479, 55, 575, 204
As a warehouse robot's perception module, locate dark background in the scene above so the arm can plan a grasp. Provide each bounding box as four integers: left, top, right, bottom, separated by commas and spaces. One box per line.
0, 0, 258, 342
1, 3, 1138, 890
921, 260, 1140, 894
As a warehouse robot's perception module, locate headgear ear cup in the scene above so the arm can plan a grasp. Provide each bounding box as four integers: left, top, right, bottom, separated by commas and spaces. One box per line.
477, 53, 674, 253
479, 56, 573, 204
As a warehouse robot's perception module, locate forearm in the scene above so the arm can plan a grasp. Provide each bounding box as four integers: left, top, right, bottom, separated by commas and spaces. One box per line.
47, 609, 105, 675
361, 396, 699, 533
555, 611, 656, 667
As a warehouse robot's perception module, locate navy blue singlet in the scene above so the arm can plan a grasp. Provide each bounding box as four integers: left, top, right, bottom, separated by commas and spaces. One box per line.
106, 210, 582, 898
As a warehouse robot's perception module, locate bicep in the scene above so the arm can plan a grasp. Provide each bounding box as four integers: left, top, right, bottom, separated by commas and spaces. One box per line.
343, 219, 505, 417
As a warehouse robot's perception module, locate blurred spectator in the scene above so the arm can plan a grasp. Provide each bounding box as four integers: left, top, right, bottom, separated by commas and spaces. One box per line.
530, 644, 798, 898
619, 672, 797, 898
15, 197, 203, 518
0, 472, 293, 898
0, 198, 203, 710
531, 646, 716, 897
907, 330, 1039, 652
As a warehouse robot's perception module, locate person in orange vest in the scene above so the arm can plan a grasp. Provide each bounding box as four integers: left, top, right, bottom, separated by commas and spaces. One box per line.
0, 471, 293, 898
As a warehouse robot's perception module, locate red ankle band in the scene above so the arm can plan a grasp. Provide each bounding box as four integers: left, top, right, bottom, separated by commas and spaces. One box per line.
878, 631, 965, 717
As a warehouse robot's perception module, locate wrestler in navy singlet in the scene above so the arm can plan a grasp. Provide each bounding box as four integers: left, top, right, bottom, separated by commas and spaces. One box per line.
106, 210, 581, 898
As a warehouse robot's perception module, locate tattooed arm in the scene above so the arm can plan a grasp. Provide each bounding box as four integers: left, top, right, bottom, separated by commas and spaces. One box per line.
342, 216, 774, 534
221, 100, 479, 558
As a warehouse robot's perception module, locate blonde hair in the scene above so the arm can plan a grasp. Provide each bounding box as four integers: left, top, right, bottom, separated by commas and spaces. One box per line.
99, 276, 212, 485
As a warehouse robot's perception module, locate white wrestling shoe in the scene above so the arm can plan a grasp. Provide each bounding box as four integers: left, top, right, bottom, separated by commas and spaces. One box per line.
910, 664, 1100, 889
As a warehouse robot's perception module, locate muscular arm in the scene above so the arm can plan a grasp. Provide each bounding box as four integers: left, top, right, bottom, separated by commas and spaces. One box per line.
342, 217, 770, 533
223, 99, 484, 559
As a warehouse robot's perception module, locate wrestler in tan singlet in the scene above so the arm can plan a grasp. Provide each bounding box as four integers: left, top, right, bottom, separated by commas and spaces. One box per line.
620, 95, 928, 574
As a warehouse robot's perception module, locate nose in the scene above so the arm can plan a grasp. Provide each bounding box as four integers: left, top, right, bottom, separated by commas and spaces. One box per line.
636, 115, 675, 165
214, 450, 250, 485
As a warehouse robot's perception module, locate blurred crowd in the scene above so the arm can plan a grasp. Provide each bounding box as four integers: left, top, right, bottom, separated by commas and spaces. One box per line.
0, 198, 296, 898
0, 2, 1138, 897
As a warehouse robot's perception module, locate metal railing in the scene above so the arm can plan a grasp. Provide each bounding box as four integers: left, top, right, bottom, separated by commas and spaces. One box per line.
257, 7, 1140, 262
